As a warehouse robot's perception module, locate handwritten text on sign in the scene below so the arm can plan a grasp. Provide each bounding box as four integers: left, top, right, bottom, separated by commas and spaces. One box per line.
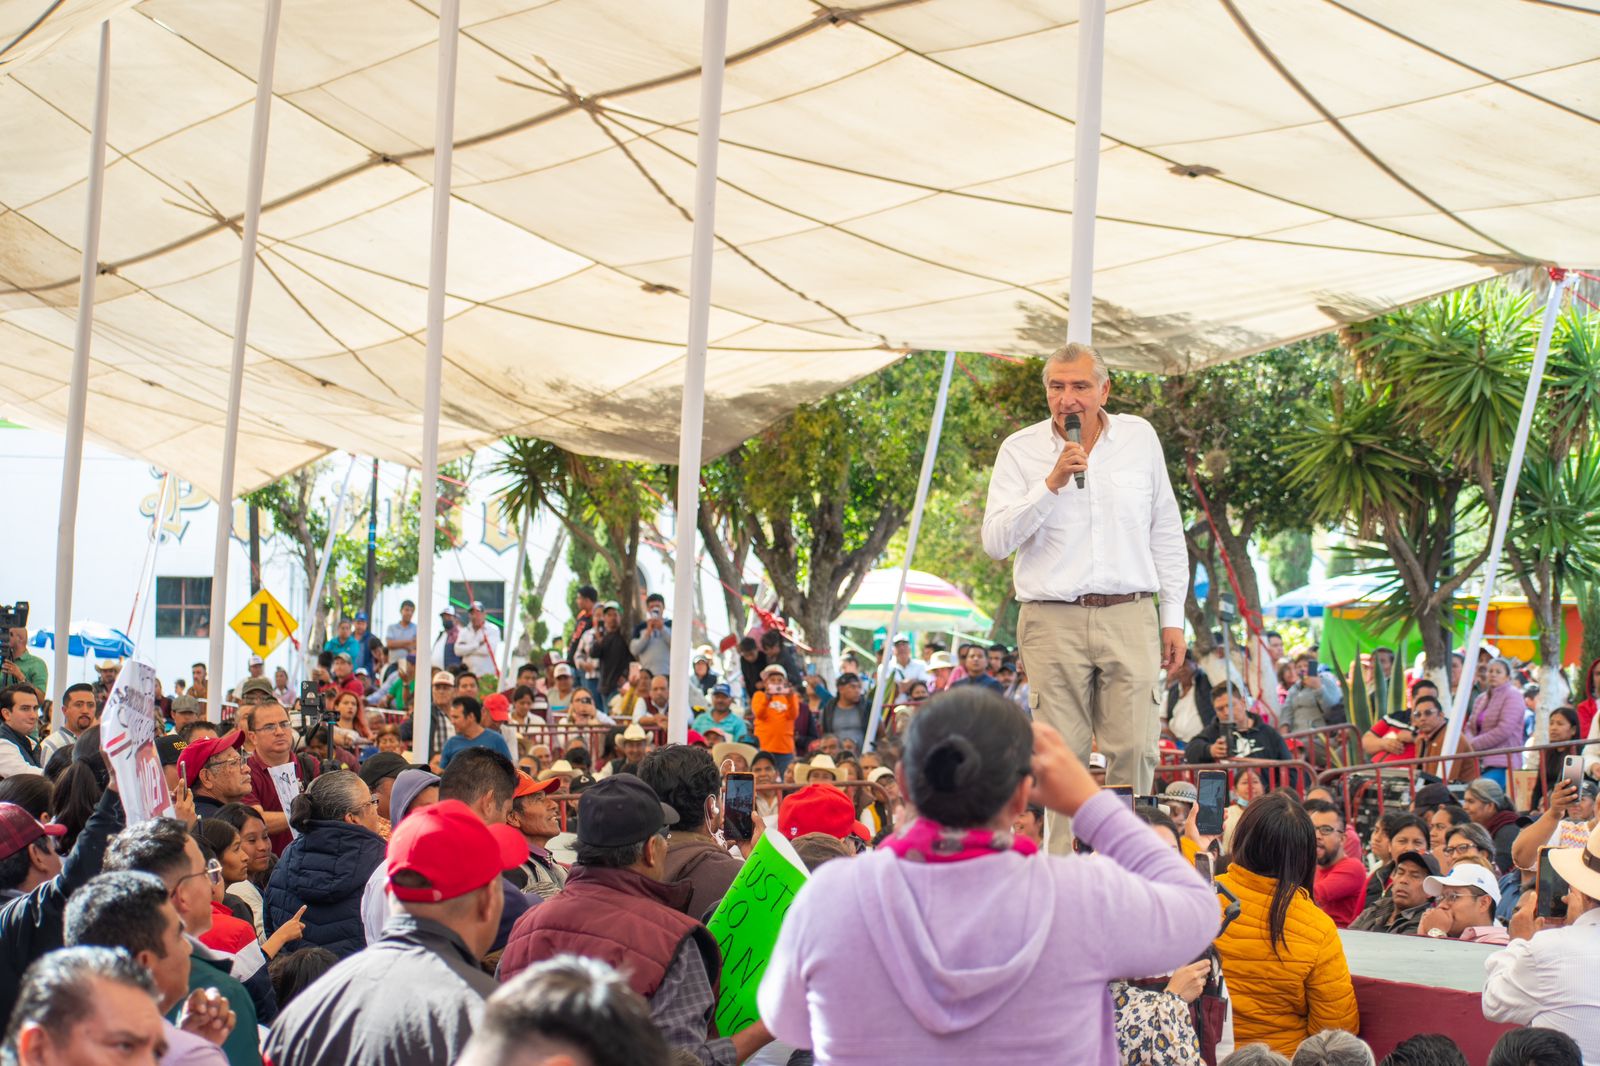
705, 830, 808, 1036
100, 660, 172, 822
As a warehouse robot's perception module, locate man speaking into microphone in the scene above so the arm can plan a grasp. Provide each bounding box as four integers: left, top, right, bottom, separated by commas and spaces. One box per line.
982, 342, 1187, 852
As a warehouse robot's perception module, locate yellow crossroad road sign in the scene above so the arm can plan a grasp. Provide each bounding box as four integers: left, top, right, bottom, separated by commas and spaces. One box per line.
229, 589, 298, 659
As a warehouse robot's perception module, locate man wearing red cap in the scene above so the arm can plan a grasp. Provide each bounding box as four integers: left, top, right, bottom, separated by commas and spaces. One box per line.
263, 799, 528, 1066
779, 783, 873, 847
506, 771, 567, 901
179, 731, 251, 820
499, 775, 771, 1064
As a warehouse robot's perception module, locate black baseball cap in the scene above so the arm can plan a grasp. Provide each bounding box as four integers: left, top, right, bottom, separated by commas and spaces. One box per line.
576, 776, 677, 848
359, 752, 412, 791
154, 735, 183, 767
1393, 850, 1440, 877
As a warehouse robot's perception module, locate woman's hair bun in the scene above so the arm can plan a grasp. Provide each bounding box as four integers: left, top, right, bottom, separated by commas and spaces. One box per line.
923, 733, 981, 793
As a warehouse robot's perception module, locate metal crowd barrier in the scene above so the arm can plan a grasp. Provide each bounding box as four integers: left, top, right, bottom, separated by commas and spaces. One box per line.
1314, 737, 1592, 828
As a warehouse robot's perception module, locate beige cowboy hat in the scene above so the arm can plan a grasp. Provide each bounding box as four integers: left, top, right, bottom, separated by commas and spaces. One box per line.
711, 741, 757, 768
795, 753, 847, 782
926, 652, 955, 671
537, 758, 576, 782
1550, 823, 1600, 903
620, 722, 650, 742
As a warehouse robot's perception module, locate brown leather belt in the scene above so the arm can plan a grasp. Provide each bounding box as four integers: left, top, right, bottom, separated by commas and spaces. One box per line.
1042, 592, 1149, 608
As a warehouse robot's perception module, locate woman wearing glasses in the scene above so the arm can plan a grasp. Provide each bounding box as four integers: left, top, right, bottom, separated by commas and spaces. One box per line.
263, 772, 385, 959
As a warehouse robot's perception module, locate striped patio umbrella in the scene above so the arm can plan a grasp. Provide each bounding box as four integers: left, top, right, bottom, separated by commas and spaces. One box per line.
836, 569, 993, 634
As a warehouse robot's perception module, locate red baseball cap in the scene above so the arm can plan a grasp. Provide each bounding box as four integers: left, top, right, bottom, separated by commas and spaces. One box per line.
483, 692, 511, 723
778, 783, 871, 843
686, 729, 708, 747
513, 771, 559, 799
387, 799, 529, 902
0, 803, 66, 861
176, 729, 246, 787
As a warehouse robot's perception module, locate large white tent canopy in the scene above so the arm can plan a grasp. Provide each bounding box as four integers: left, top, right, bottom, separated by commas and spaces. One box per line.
5, 0, 1600, 499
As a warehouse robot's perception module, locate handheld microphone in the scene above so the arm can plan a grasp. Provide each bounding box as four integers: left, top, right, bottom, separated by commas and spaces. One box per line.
1064, 413, 1085, 489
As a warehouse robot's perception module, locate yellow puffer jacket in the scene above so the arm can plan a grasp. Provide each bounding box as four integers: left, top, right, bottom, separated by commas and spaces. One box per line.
1215, 865, 1359, 1056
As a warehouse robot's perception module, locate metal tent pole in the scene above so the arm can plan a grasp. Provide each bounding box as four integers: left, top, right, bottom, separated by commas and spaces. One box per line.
864, 351, 957, 752
1440, 273, 1571, 771
206, 0, 283, 703
413, 0, 463, 764
666, 0, 731, 746
501, 510, 532, 673
52, 20, 111, 701
1067, 0, 1106, 345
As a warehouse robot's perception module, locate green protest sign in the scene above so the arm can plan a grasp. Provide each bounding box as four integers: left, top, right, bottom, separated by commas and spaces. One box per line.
706, 829, 809, 1036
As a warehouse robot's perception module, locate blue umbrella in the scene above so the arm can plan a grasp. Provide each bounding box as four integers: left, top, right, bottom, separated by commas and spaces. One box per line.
1260, 573, 1388, 620
30, 621, 136, 659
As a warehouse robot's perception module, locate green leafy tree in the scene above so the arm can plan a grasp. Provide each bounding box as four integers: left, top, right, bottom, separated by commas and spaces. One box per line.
1282, 284, 1543, 683
1265, 530, 1314, 597
490, 440, 664, 632
1112, 340, 1336, 647
699, 351, 1032, 658
328, 458, 469, 621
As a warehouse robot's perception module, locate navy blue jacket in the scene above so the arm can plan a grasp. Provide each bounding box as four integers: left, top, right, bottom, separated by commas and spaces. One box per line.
264, 819, 386, 959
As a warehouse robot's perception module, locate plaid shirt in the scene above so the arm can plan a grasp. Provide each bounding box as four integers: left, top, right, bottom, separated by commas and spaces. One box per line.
652, 941, 736, 1065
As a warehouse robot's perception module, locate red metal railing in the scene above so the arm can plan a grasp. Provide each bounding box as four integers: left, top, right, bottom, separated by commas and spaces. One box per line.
1315, 738, 1591, 826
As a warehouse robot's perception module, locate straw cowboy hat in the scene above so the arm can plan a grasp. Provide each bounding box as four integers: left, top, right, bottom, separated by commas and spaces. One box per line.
795, 753, 847, 782
1550, 823, 1600, 903
711, 741, 757, 768
537, 759, 576, 782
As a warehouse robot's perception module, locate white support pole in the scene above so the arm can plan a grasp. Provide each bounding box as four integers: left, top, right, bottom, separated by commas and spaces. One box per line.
1440, 274, 1571, 770
53, 21, 111, 704
128, 471, 175, 648
297, 455, 358, 679
501, 510, 531, 672
864, 351, 957, 752
207, 0, 283, 705
1067, 0, 1106, 345
667, 0, 730, 746
413, 0, 463, 765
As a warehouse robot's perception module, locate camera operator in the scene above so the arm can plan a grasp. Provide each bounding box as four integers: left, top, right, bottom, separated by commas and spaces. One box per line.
2, 626, 47, 697
1183, 686, 1291, 765
629, 593, 672, 678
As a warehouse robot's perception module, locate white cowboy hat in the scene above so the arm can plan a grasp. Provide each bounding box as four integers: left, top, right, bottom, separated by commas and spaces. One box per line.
926, 652, 955, 671
537, 759, 576, 782
795, 753, 847, 782
711, 741, 757, 768
620, 722, 649, 742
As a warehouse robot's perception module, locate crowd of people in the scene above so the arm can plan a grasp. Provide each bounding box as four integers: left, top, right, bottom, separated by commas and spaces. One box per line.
0, 589, 1597, 1066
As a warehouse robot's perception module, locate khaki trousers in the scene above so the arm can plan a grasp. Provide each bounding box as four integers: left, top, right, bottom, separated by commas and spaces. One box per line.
1018, 597, 1161, 854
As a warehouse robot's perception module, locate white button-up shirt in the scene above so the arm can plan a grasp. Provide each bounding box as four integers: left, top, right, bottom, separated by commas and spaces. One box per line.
982, 413, 1187, 629
1483, 907, 1600, 1063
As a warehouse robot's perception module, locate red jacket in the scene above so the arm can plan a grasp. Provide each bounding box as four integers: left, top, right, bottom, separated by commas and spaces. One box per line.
1577, 657, 1600, 740
1313, 856, 1368, 928
497, 864, 720, 999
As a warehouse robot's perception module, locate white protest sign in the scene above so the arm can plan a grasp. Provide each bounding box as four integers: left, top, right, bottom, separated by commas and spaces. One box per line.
100, 660, 172, 822
268, 762, 303, 838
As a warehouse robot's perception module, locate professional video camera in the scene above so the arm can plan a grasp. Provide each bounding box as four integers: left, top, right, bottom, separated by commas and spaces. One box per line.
0, 601, 29, 670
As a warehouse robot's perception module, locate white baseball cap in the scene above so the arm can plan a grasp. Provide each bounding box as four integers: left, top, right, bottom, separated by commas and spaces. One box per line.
247, 654, 264, 666
552, 663, 573, 678
1424, 863, 1502, 904
1088, 752, 1108, 771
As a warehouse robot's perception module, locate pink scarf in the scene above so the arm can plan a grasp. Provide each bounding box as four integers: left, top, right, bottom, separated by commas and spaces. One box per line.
880, 816, 1038, 863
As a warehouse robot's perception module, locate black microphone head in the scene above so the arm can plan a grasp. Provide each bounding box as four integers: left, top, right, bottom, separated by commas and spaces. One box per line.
1064, 413, 1081, 431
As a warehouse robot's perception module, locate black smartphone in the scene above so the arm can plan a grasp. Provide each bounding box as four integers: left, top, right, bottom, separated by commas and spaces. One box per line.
1196, 770, 1227, 836
1107, 784, 1134, 809
1221, 722, 1236, 758
1134, 794, 1162, 810
1194, 852, 1215, 884
1537, 846, 1569, 921
299, 680, 322, 717
723, 772, 755, 841
1305, 659, 1320, 678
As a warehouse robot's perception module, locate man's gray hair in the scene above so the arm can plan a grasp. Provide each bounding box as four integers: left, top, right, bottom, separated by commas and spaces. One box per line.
1221, 1045, 1292, 1066
1291, 1029, 1375, 1066
1042, 342, 1110, 387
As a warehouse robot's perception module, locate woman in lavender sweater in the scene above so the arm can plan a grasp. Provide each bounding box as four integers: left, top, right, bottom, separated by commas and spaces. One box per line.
758, 689, 1220, 1065
1463, 658, 1526, 788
